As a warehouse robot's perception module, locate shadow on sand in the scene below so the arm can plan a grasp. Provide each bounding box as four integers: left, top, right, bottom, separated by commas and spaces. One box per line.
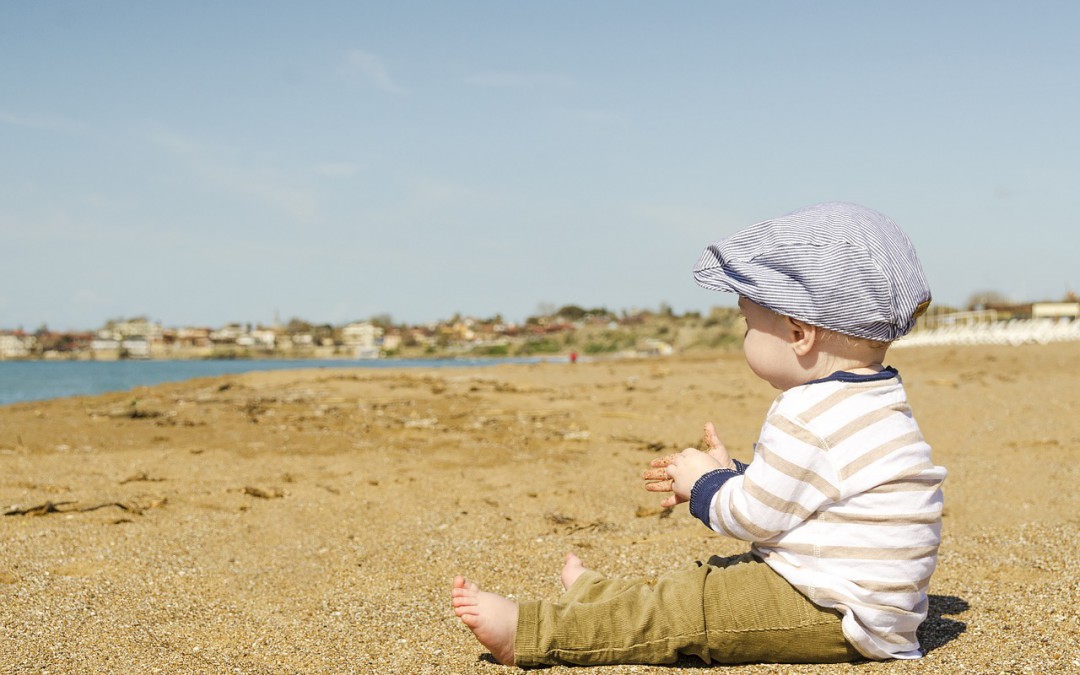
917, 594, 969, 653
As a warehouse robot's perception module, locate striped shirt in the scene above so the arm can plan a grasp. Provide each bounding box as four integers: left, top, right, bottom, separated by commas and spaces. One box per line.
704, 370, 945, 660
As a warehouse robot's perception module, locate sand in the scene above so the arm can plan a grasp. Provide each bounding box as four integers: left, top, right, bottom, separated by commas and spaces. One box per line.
1, 343, 1077, 674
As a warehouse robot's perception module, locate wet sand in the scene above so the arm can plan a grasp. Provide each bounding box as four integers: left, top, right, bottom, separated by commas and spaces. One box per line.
1, 343, 1077, 673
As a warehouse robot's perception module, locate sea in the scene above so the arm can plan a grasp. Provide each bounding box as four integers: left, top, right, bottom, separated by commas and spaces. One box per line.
0, 357, 548, 406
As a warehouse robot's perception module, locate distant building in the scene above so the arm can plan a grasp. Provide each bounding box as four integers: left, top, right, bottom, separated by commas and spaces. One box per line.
640, 338, 674, 357
173, 327, 212, 349
121, 337, 151, 359
978, 300, 1080, 321
249, 328, 277, 349
292, 333, 314, 346
382, 332, 402, 352
0, 332, 34, 360
210, 324, 245, 344
1031, 302, 1080, 319
965, 299, 1024, 320
342, 321, 384, 359
111, 318, 162, 340
91, 337, 121, 359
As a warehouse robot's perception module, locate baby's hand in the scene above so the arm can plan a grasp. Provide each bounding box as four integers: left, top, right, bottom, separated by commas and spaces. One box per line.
702, 422, 736, 471
642, 453, 682, 508
641, 422, 736, 508
665, 448, 726, 503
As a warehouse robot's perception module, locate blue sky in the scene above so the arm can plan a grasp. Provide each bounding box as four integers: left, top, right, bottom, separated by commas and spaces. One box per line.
2, 2, 1078, 331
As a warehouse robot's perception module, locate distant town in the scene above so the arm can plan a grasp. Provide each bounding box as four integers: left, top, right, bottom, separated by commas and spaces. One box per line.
0, 304, 728, 362
2, 294, 1079, 361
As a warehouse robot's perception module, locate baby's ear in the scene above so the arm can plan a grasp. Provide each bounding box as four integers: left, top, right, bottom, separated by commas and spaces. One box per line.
787, 316, 818, 357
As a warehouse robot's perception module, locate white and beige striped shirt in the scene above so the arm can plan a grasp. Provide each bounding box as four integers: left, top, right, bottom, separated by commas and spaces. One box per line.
707, 370, 945, 660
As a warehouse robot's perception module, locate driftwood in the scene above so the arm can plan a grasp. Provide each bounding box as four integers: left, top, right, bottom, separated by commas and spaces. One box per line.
4, 498, 166, 517
609, 434, 668, 453
3, 501, 76, 516
119, 470, 165, 485
243, 486, 284, 499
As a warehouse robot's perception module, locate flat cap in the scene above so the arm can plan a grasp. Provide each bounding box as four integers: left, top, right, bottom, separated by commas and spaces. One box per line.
693, 202, 931, 341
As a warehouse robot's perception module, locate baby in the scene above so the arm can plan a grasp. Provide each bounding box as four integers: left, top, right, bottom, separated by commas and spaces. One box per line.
452, 202, 945, 666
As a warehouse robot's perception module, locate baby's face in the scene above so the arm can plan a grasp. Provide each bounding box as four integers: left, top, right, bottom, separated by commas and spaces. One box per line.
737, 297, 803, 390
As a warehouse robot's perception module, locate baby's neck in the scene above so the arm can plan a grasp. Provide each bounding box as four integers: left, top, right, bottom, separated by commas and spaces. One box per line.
836, 362, 885, 376
803, 350, 888, 383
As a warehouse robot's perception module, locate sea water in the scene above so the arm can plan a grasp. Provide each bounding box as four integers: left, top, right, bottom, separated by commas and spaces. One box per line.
0, 357, 546, 406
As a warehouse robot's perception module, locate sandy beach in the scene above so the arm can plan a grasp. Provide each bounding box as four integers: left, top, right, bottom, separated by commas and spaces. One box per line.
1, 343, 1077, 674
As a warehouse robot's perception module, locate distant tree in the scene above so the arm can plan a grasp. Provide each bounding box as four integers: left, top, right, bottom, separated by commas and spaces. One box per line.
556, 305, 586, 321
52, 334, 81, 352
369, 313, 394, 329
310, 323, 337, 345
966, 290, 1009, 311
286, 318, 314, 333
704, 306, 740, 328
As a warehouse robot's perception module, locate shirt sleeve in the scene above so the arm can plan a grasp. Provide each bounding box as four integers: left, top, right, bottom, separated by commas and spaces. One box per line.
688, 466, 742, 527
707, 412, 842, 541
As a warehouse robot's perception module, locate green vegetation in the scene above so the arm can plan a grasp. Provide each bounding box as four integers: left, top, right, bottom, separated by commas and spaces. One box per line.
206, 347, 253, 360
582, 331, 636, 354
516, 338, 563, 355
471, 343, 510, 357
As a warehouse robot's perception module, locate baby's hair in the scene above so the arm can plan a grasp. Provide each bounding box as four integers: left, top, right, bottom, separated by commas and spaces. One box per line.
818, 328, 891, 352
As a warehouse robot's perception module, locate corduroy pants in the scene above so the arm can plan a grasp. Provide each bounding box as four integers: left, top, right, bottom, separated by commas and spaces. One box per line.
515, 552, 863, 666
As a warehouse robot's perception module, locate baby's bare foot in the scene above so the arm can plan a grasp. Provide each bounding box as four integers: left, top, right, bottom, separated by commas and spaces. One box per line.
451, 576, 518, 665
561, 552, 589, 590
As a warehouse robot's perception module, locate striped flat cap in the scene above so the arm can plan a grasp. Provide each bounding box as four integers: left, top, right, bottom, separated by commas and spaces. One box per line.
693, 202, 931, 342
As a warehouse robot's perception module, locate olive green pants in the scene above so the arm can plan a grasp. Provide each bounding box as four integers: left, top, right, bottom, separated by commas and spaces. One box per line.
515, 552, 863, 666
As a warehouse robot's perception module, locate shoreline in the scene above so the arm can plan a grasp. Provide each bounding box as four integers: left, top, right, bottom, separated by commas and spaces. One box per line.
0, 354, 570, 408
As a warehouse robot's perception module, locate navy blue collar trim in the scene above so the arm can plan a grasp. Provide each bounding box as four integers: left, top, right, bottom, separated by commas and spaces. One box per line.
804, 366, 898, 386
